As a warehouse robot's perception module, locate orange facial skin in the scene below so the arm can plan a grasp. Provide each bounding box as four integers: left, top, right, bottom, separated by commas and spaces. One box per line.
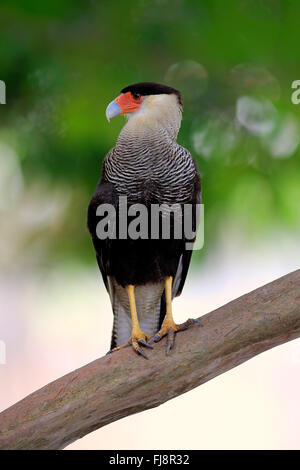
114, 92, 143, 115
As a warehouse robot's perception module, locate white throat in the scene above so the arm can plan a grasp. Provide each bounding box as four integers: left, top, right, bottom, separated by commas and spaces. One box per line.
120, 94, 182, 141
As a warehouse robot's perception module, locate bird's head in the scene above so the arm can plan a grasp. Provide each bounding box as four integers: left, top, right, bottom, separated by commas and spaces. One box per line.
106, 82, 182, 138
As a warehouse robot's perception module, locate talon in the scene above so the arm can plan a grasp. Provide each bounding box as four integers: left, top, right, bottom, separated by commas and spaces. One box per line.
137, 348, 148, 359
109, 334, 151, 358
166, 341, 173, 355
138, 339, 153, 349
148, 334, 160, 345
132, 339, 149, 359
177, 317, 203, 331
166, 337, 174, 355
153, 316, 201, 356
166, 328, 175, 355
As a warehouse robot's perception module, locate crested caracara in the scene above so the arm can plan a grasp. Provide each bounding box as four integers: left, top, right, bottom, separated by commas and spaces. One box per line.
87, 82, 201, 358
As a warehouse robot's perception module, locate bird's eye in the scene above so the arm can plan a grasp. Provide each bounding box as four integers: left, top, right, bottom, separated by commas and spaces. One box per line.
132, 93, 141, 100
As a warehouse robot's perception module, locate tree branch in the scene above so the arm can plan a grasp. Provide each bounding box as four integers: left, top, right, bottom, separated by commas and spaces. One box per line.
1, 269, 300, 450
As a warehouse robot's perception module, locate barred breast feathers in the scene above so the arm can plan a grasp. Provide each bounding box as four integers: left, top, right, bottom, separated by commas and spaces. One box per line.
103, 93, 197, 204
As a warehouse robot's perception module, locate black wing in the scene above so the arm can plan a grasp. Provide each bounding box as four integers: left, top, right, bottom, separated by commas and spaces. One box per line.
87, 171, 118, 292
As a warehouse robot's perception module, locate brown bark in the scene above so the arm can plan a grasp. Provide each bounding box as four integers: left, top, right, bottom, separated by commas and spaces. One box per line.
1, 269, 300, 450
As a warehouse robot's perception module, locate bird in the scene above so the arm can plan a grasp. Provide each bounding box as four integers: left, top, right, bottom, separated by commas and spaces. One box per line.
87, 82, 201, 358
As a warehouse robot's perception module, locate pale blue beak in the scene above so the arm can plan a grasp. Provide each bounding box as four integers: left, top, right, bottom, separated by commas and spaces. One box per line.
106, 100, 121, 122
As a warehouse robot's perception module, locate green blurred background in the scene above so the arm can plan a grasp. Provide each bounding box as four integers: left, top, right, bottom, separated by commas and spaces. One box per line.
1, 0, 299, 271
1, 0, 300, 450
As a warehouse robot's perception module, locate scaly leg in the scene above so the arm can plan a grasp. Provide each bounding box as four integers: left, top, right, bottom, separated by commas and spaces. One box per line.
148, 276, 202, 354
107, 285, 153, 359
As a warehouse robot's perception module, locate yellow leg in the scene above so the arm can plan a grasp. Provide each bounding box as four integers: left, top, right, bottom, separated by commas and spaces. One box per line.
108, 285, 153, 359
127, 285, 142, 338
163, 276, 177, 330
148, 276, 202, 354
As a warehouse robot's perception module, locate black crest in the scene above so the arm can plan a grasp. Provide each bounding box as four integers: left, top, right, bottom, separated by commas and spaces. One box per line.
121, 82, 182, 106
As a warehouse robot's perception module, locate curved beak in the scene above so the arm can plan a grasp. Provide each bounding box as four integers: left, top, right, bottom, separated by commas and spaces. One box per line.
106, 100, 121, 122
105, 92, 143, 122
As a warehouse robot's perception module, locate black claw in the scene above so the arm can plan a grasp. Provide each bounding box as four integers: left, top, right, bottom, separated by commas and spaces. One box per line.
106, 349, 113, 355
148, 334, 160, 345
138, 339, 153, 349
193, 318, 204, 326
178, 318, 204, 331
137, 348, 148, 359
166, 329, 175, 355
